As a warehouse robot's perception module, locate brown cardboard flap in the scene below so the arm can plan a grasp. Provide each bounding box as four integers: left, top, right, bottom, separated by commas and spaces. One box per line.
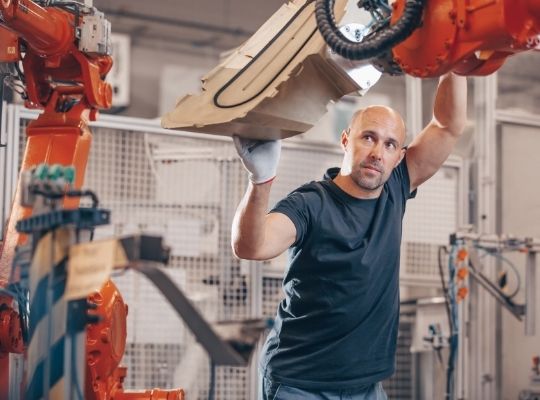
161, 0, 358, 140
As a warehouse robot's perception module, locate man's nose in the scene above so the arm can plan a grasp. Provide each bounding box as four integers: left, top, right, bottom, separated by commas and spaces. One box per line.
369, 142, 383, 160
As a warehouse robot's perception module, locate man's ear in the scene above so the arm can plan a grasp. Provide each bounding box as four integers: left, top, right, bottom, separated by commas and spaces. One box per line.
340, 130, 349, 151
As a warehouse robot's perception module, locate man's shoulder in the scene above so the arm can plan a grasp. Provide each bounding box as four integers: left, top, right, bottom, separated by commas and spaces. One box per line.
387, 157, 416, 200
289, 179, 331, 199
275, 179, 329, 211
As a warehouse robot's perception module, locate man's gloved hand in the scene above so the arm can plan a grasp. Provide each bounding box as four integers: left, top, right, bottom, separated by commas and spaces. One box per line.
233, 135, 281, 184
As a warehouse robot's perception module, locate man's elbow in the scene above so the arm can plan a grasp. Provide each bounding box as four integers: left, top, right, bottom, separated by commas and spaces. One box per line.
231, 241, 265, 261
448, 118, 467, 138
432, 117, 467, 139
232, 244, 252, 260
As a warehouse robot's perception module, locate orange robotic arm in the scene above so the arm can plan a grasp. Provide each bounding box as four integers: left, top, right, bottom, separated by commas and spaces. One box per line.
0, 0, 113, 112
0, 0, 113, 283
0, 2, 183, 400
316, 0, 540, 77
0, 1, 112, 396
391, 0, 540, 77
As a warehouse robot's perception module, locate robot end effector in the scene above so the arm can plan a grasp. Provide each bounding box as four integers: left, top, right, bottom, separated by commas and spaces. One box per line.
317, 0, 540, 78
161, 0, 540, 139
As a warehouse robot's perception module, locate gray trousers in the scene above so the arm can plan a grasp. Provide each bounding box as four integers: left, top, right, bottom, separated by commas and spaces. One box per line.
260, 375, 388, 400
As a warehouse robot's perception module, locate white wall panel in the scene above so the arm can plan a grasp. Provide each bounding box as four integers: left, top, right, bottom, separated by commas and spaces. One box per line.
500, 123, 540, 400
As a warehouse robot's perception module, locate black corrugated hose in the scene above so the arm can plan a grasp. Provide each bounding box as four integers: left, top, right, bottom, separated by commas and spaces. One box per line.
314, 0, 426, 60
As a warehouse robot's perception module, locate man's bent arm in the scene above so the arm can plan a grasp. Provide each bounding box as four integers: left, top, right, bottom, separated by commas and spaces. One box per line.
231, 181, 296, 261
406, 73, 468, 191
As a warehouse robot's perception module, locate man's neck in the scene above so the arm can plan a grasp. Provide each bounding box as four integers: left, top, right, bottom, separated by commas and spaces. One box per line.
332, 174, 381, 199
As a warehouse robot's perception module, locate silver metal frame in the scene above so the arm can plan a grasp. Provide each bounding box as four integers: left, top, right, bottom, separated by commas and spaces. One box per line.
496, 109, 540, 127
525, 246, 537, 336
0, 101, 7, 239
461, 75, 499, 400
447, 154, 469, 229
453, 232, 539, 334
1, 103, 21, 240
406, 75, 423, 136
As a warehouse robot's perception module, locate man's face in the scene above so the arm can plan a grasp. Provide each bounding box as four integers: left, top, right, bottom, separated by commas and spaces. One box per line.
340, 106, 406, 193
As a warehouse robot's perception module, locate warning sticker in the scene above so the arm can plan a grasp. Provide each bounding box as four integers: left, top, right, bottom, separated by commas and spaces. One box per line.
65, 239, 128, 300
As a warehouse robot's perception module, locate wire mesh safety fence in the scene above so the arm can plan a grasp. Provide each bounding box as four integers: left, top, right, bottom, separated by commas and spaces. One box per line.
401, 166, 460, 286
4, 108, 464, 399
383, 315, 414, 399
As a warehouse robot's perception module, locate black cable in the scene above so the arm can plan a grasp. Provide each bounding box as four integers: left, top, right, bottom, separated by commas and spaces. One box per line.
213, 1, 313, 108
208, 361, 216, 400
32, 188, 100, 208
476, 248, 522, 299
32, 189, 64, 200
438, 246, 453, 333
14, 62, 25, 85
66, 189, 99, 208
315, 0, 425, 60
50, 0, 85, 8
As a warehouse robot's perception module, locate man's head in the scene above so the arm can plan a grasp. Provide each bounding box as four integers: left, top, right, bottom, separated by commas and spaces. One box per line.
339, 105, 406, 196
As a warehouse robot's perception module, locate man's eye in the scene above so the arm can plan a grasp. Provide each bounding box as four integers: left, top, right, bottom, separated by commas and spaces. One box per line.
363, 135, 374, 142
386, 142, 397, 150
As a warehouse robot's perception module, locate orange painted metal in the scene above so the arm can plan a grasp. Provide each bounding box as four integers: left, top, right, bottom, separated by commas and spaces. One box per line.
0, 0, 74, 57
85, 280, 128, 400
0, 294, 23, 400
0, 0, 112, 286
85, 281, 185, 400
21, 48, 113, 110
0, 121, 93, 287
391, 0, 540, 77
0, 2, 112, 397
0, 26, 19, 62
115, 387, 185, 400
0, 295, 23, 354
0, 353, 9, 400
0, 0, 113, 112
0, 2, 185, 399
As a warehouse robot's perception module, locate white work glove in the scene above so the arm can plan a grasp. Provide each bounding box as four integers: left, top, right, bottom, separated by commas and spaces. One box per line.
233, 135, 281, 184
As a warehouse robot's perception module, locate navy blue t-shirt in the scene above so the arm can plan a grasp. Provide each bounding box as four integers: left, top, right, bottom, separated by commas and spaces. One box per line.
260, 158, 416, 390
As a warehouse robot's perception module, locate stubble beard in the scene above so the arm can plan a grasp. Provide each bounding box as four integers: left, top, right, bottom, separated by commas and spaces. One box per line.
351, 163, 388, 191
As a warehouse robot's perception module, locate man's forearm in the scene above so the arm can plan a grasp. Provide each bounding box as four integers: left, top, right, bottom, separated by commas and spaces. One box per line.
432, 73, 468, 137
231, 181, 273, 258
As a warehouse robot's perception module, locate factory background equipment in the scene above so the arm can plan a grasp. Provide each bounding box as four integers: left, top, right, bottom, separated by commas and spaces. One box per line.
6, 163, 185, 399
0, 0, 187, 398
2, 106, 465, 399
162, 0, 540, 140
2, 0, 540, 399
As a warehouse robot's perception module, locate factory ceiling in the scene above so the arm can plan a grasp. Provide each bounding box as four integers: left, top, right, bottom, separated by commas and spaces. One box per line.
94, 0, 285, 53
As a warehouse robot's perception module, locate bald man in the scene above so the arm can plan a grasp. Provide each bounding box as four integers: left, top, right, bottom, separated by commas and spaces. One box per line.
232, 73, 467, 400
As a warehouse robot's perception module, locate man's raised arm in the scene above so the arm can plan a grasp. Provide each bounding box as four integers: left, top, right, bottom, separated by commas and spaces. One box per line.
231, 137, 297, 261
406, 73, 468, 191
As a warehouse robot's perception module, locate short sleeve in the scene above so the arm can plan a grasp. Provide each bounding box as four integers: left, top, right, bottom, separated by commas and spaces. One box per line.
269, 184, 321, 248
392, 155, 417, 202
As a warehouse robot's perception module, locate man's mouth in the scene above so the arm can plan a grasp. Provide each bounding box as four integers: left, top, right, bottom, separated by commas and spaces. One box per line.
362, 165, 382, 173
